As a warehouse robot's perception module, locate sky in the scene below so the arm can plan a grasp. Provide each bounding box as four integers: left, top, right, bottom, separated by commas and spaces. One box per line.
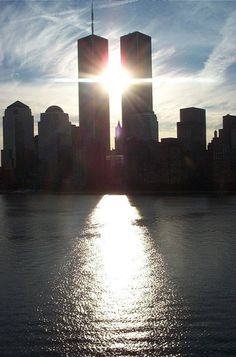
0, 0, 236, 149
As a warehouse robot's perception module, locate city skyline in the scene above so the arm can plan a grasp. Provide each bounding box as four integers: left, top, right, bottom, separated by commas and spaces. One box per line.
0, 0, 236, 150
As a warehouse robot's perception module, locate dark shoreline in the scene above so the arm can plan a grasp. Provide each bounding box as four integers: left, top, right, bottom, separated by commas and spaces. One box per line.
1, 189, 236, 196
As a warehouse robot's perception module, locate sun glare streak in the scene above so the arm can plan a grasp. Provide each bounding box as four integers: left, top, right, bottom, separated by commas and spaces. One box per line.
101, 66, 132, 93
91, 195, 148, 304
53, 74, 214, 85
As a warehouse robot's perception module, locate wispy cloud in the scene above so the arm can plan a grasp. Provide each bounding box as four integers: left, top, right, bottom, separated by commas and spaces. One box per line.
0, 0, 236, 146
0, 0, 89, 83
201, 9, 236, 80
0, 0, 91, 132
97, 0, 139, 9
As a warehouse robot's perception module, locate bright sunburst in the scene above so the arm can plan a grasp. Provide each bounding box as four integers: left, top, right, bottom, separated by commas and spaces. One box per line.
101, 52, 132, 94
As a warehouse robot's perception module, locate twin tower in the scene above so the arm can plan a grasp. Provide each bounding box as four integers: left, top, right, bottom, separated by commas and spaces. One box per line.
78, 31, 158, 152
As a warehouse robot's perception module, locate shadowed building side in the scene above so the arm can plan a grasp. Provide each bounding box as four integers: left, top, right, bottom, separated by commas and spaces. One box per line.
177, 107, 207, 187
38, 106, 73, 189
208, 114, 236, 189
78, 34, 110, 188
177, 107, 206, 153
158, 138, 183, 188
120, 31, 158, 142
1, 101, 34, 186
120, 31, 158, 189
78, 34, 110, 152
222, 114, 236, 149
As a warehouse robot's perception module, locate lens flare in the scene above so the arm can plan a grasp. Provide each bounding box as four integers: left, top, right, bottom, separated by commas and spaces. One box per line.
101, 63, 132, 93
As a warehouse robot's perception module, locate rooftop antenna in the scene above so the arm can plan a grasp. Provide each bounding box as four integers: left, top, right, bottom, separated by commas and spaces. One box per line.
91, 0, 94, 35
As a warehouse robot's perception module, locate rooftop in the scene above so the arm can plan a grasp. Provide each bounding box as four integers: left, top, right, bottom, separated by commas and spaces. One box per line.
7, 101, 29, 109
45, 105, 64, 113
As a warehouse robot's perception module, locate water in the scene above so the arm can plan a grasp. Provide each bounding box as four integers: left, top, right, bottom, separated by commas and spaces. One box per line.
0, 194, 236, 356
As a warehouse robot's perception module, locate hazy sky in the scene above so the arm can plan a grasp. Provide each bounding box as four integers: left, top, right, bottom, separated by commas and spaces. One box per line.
1, 0, 236, 148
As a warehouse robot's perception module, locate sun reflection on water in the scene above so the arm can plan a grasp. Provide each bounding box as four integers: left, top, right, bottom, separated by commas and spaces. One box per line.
48, 194, 184, 355
92, 194, 148, 302
84, 194, 153, 352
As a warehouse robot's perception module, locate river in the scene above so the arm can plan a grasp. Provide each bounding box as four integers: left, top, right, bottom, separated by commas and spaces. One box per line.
0, 194, 236, 356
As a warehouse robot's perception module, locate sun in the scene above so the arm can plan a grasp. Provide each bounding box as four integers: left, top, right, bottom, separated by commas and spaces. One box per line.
101, 53, 132, 94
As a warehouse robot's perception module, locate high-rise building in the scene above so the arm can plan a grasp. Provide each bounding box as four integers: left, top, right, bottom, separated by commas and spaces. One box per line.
208, 114, 236, 189
208, 130, 231, 188
177, 107, 206, 153
38, 106, 73, 186
1, 101, 34, 176
222, 114, 236, 148
177, 107, 206, 186
120, 31, 158, 142
78, 34, 110, 152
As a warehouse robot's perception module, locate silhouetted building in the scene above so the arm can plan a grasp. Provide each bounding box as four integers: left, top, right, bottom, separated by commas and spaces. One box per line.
177, 107, 206, 152
177, 107, 207, 187
208, 130, 231, 189
106, 150, 125, 190
115, 121, 123, 153
222, 115, 236, 186
1, 101, 34, 186
158, 138, 183, 188
222, 114, 236, 149
78, 34, 110, 152
71, 125, 81, 185
78, 34, 110, 188
120, 31, 158, 142
38, 106, 73, 188
208, 114, 236, 189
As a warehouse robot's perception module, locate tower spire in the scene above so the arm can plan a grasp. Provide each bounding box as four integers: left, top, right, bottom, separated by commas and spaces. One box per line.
91, 0, 94, 35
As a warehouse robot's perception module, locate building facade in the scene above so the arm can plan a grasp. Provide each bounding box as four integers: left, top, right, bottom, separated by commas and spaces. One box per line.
78, 34, 110, 152
38, 106, 73, 187
120, 31, 158, 142
222, 114, 236, 149
1, 101, 34, 184
177, 107, 206, 153
208, 115, 236, 189
177, 107, 207, 187
158, 138, 183, 188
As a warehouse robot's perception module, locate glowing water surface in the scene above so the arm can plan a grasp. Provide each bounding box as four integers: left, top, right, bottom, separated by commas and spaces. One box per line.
0, 194, 236, 356
49, 195, 182, 356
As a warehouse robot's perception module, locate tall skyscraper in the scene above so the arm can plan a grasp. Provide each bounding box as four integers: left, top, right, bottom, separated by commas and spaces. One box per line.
1, 101, 34, 175
177, 107, 206, 186
120, 31, 158, 142
177, 107, 206, 153
78, 34, 110, 152
222, 114, 236, 148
